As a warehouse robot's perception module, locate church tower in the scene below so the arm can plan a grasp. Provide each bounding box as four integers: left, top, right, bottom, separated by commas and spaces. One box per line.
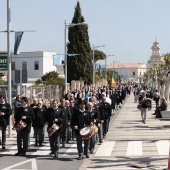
147, 41, 163, 69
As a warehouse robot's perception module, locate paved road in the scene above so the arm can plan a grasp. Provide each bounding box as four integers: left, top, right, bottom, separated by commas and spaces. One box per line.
1, 94, 170, 170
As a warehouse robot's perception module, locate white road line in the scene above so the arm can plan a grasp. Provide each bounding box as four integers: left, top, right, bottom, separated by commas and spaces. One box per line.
32, 143, 50, 156
126, 141, 143, 156
156, 140, 169, 155
62, 144, 78, 156
95, 141, 115, 156
1, 142, 34, 155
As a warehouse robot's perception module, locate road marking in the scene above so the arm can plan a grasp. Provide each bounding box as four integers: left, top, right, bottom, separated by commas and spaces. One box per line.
1, 158, 37, 170
62, 143, 80, 156
95, 141, 115, 156
1, 142, 34, 155
156, 140, 169, 155
126, 141, 142, 156
32, 143, 50, 156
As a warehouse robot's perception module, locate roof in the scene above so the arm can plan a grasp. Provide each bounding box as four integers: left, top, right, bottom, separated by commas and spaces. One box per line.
107, 63, 146, 69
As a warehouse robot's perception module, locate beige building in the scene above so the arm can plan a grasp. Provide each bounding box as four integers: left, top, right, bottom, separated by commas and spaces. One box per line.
107, 63, 147, 83
147, 41, 163, 69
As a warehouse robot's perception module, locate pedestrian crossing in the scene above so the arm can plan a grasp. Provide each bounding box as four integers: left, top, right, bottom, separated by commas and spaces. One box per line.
1, 139, 170, 157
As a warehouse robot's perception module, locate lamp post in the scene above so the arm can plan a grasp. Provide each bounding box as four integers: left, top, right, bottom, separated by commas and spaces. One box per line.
64, 20, 87, 94
92, 44, 105, 86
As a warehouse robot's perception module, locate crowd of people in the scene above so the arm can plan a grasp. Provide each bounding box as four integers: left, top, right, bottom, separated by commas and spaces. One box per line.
0, 84, 137, 160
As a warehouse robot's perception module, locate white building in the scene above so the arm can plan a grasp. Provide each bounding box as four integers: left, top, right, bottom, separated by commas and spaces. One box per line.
107, 63, 147, 83
11, 51, 57, 84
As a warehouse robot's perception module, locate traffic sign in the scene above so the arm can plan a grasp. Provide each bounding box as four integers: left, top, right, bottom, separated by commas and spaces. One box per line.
0, 52, 8, 71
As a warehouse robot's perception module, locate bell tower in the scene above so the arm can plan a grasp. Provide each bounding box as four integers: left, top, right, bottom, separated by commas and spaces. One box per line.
147, 41, 163, 69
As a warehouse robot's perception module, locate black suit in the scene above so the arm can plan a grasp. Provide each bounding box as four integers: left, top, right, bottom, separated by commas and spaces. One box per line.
46, 107, 64, 155
15, 106, 33, 154
72, 109, 92, 157
32, 107, 47, 145
0, 102, 12, 146
58, 105, 71, 145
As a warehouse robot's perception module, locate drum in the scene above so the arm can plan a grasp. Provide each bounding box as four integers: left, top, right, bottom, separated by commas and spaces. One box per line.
93, 124, 98, 133
80, 126, 94, 140
14, 120, 27, 132
47, 124, 59, 136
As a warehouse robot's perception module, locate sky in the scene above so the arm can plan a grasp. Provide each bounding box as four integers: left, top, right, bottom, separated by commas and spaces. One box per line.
0, 0, 170, 66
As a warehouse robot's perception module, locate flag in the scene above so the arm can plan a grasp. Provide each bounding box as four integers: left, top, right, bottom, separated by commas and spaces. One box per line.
99, 64, 103, 77
111, 78, 116, 86
114, 72, 118, 80
14, 32, 24, 55
53, 54, 62, 66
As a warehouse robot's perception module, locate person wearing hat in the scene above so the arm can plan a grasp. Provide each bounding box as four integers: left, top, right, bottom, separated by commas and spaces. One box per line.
72, 99, 93, 160
14, 97, 33, 156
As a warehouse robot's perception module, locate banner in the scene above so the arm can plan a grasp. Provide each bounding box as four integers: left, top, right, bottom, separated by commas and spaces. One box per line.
99, 64, 103, 77
53, 54, 62, 66
14, 32, 24, 55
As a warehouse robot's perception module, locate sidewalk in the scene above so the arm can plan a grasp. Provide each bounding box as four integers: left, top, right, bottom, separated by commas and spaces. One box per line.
81, 94, 170, 170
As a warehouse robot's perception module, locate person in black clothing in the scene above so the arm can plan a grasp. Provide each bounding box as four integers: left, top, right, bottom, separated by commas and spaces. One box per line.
14, 97, 33, 156
0, 95, 12, 149
46, 99, 64, 158
59, 98, 71, 147
87, 102, 100, 154
72, 100, 93, 160
91, 96, 103, 144
69, 99, 77, 140
100, 94, 111, 139
32, 100, 47, 146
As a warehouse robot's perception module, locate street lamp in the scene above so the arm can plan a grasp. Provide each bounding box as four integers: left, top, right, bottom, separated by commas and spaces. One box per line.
92, 44, 105, 86
64, 20, 87, 94
105, 55, 115, 84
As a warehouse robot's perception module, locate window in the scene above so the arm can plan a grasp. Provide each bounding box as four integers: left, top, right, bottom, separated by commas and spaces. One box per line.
12, 62, 15, 70
22, 61, 27, 70
34, 61, 39, 70
132, 71, 135, 76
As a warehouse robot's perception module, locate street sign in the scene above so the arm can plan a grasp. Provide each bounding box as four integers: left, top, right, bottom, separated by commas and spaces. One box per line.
0, 52, 8, 71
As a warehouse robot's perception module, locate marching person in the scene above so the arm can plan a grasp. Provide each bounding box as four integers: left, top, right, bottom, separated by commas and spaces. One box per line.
69, 99, 78, 140
72, 99, 93, 160
91, 96, 103, 144
87, 102, 100, 154
100, 93, 111, 139
14, 97, 33, 156
59, 98, 71, 147
32, 100, 47, 146
46, 99, 64, 158
0, 95, 12, 149
29, 98, 38, 150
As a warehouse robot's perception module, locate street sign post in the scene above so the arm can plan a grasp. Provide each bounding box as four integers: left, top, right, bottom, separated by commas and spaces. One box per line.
0, 52, 8, 72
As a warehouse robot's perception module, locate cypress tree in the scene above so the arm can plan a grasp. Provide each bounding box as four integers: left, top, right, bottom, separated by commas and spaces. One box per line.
67, 1, 92, 85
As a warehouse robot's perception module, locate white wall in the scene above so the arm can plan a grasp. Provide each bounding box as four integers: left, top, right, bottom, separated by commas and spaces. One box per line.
12, 51, 57, 84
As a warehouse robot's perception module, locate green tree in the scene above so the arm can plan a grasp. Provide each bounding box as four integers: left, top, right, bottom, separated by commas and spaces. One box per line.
34, 71, 64, 86
67, 1, 92, 85
94, 50, 106, 63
